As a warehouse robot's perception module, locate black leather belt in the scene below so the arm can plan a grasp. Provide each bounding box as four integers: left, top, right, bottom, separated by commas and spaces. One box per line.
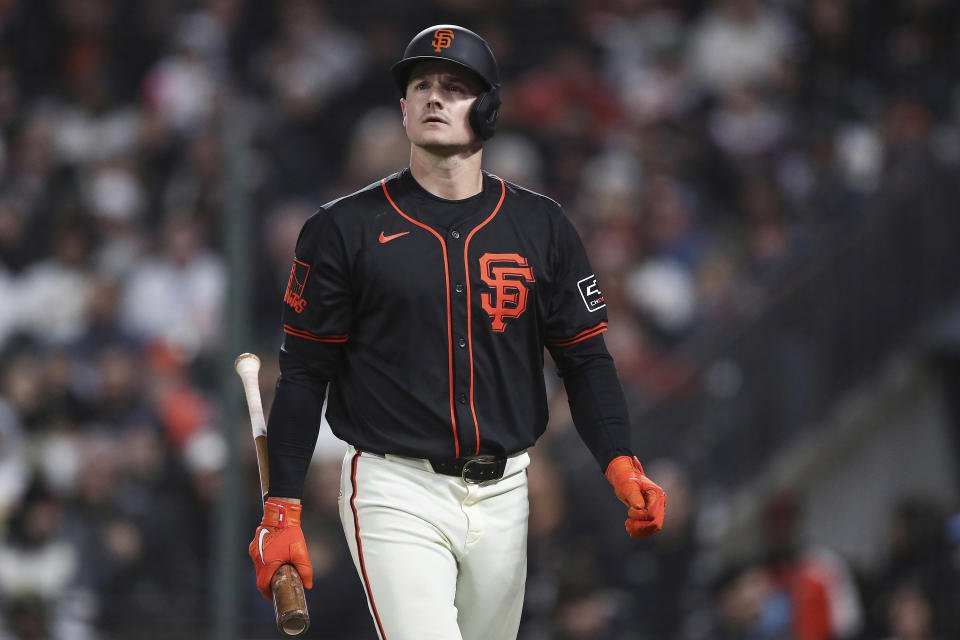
359, 450, 508, 484
429, 455, 507, 483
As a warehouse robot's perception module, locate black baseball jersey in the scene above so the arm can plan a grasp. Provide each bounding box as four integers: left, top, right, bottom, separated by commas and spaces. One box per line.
267, 169, 632, 497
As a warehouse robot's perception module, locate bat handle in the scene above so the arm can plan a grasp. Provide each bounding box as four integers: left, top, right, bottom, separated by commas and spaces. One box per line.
272, 564, 310, 636
236, 352, 311, 636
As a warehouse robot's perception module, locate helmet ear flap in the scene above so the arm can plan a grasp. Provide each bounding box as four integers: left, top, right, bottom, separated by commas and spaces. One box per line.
469, 84, 501, 140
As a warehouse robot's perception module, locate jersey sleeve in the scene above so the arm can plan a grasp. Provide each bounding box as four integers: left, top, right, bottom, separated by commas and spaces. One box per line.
543, 209, 632, 470
279, 207, 353, 375
543, 211, 608, 348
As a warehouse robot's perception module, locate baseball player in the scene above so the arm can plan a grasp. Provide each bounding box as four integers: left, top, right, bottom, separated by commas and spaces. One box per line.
250, 24, 666, 640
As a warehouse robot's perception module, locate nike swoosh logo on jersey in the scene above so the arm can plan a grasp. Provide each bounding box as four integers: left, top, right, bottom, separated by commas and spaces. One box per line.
379, 231, 410, 244
258, 528, 268, 563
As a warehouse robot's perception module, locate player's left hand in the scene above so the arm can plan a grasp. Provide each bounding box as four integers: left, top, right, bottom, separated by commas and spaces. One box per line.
605, 456, 666, 538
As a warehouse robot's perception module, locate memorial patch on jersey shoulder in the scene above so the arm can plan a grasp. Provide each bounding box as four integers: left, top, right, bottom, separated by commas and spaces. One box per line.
284, 258, 310, 314
577, 274, 605, 313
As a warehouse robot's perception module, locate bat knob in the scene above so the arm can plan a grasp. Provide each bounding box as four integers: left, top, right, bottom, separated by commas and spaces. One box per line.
234, 352, 261, 376
272, 564, 310, 636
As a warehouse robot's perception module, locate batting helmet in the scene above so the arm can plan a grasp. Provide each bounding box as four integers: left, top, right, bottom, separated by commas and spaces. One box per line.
391, 25, 501, 140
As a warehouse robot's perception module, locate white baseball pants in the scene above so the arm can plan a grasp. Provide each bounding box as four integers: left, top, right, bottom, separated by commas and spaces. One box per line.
338, 446, 530, 640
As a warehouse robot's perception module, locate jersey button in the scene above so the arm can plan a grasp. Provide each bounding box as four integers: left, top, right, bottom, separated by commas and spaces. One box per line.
458, 393, 466, 404
455, 283, 464, 293
458, 337, 466, 348
450, 229, 460, 239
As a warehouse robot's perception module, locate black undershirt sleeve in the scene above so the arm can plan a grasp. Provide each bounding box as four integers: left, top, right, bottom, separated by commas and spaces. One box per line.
266, 347, 329, 500
267, 206, 351, 499
548, 334, 632, 471
540, 202, 631, 470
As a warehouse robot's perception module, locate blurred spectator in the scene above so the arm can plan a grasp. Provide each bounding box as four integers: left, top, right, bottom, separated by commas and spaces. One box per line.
0, 270, 16, 356
142, 11, 226, 136
0, 397, 27, 519
642, 174, 708, 265
3, 111, 59, 213
52, 88, 139, 168
0, 192, 34, 276
623, 173, 709, 342
882, 580, 942, 640
0, 479, 93, 639
578, 147, 645, 281
145, 341, 215, 450
482, 132, 545, 190
872, 0, 960, 108
119, 212, 225, 360
0, 338, 48, 431
87, 341, 155, 432
64, 433, 201, 634
551, 549, 634, 640
866, 496, 960, 639
341, 106, 410, 189
760, 489, 864, 640
707, 83, 788, 160
83, 159, 149, 277
739, 175, 810, 285
256, 0, 366, 121
688, 0, 796, 95
253, 0, 369, 197
163, 124, 223, 228
694, 249, 741, 325
510, 45, 622, 141
796, 0, 863, 118
687, 559, 791, 640
626, 259, 698, 342
15, 218, 95, 346
584, 0, 694, 127
834, 122, 885, 195
0, 58, 22, 135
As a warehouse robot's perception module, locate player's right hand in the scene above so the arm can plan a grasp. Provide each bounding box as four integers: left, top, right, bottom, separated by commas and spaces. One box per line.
249, 498, 313, 600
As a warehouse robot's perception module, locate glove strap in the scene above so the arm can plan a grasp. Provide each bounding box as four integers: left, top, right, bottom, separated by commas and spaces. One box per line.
263, 499, 302, 528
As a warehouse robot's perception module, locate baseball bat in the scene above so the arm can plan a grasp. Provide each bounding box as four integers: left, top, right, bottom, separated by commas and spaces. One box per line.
235, 353, 310, 637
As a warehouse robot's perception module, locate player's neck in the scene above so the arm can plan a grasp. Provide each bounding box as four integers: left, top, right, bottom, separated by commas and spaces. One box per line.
409, 146, 484, 200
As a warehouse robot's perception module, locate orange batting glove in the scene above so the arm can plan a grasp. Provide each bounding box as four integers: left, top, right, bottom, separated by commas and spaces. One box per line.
249, 498, 313, 600
605, 456, 666, 538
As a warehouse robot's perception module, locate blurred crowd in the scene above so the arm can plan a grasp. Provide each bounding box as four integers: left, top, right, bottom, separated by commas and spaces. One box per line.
0, 0, 959, 638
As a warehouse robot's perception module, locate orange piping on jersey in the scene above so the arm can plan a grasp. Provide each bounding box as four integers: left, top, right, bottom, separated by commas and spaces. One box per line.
546, 322, 608, 347
552, 326, 606, 346
350, 452, 388, 640
283, 325, 350, 342
381, 178, 460, 457
547, 322, 608, 344
463, 177, 506, 455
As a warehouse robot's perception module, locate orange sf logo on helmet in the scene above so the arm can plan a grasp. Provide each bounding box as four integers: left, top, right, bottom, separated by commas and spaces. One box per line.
432, 29, 455, 52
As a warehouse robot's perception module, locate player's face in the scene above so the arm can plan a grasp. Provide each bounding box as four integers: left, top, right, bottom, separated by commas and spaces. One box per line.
401, 60, 484, 152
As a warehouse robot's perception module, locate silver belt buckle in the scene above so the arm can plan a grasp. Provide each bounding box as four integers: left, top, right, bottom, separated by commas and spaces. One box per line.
461, 457, 494, 484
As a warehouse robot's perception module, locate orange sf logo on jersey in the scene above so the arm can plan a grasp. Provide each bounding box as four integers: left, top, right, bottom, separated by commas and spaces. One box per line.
432, 29, 455, 53
479, 253, 535, 332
